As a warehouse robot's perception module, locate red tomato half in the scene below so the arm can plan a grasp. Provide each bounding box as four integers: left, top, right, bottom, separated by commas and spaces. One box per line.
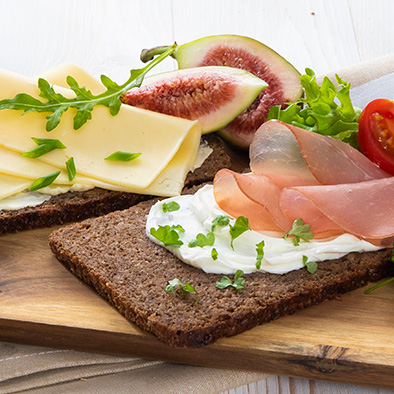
358, 98, 394, 175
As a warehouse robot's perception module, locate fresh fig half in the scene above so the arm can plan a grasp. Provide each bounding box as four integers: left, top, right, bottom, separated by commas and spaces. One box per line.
121, 66, 267, 134
141, 35, 302, 148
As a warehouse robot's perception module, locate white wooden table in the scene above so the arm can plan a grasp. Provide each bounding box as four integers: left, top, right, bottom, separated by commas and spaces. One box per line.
1, 1, 394, 393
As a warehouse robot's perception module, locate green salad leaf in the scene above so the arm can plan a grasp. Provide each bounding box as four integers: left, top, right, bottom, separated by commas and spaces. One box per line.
267, 68, 361, 148
0, 45, 175, 131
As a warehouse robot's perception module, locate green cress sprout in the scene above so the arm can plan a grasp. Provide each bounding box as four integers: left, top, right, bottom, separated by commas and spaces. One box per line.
150, 225, 184, 247
216, 269, 246, 293
229, 216, 250, 249
188, 232, 215, 248
162, 201, 180, 213
255, 240, 265, 269
283, 218, 314, 246
302, 255, 318, 274
211, 215, 230, 232
0, 45, 176, 132
166, 279, 198, 305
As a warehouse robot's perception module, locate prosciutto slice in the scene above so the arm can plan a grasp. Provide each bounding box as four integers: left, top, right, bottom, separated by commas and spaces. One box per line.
213, 120, 394, 246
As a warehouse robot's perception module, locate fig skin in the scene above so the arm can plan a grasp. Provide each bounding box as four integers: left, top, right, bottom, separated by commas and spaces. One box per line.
141, 35, 302, 148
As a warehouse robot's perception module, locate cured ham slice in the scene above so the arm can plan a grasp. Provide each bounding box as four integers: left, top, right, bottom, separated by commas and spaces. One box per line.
213, 120, 394, 245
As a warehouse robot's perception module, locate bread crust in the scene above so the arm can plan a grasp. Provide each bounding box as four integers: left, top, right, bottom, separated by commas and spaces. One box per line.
49, 199, 394, 348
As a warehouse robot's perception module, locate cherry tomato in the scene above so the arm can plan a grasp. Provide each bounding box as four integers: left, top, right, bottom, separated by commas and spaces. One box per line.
358, 98, 394, 175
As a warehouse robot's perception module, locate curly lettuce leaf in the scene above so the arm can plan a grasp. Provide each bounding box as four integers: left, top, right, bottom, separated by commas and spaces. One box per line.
267, 68, 361, 149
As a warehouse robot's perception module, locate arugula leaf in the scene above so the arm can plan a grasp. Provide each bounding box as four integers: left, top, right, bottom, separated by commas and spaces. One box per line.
188, 232, 215, 248
302, 255, 318, 274
30, 170, 61, 191
283, 218, 314, 246
216, 269, 246, 293
255, 240, 265, 269
104, 151, 141, 161
150, 225, 183, 247
0, 45, 176, 131
21, 137, 66, 158
162, 201, 180, 213
65, 157, 76, 181
267, 68, 360, 148
211, 215, 230, 232
229, 216, 250, 249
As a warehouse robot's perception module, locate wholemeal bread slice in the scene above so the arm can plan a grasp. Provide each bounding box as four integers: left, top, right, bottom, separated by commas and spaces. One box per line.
49, 194, 394, 348
0, 134, 232, 234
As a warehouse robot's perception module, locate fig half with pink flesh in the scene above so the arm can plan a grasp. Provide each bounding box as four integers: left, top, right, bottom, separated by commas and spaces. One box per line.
122, 66, 267, 134
141, 35, 302, 148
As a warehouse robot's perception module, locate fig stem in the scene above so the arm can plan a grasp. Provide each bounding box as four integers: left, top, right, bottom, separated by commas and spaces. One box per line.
140, 44, 177, 63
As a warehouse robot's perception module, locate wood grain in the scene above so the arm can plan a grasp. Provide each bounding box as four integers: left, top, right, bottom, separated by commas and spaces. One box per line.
0, 226, 394, 389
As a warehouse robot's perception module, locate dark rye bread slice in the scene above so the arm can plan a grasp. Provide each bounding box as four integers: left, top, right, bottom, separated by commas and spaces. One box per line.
49, 196, 394, 348
0, 133, 231, 234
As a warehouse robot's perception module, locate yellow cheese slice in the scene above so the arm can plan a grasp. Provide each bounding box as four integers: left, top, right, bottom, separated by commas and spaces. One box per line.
0, 173, 31, 200
0, 69, 201, 194
37, 63, 105, 95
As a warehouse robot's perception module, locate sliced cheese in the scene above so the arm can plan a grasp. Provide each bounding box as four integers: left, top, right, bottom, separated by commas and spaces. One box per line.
0, 69, 202, 195
36, 63, 105, 95
0, 173, 32, 200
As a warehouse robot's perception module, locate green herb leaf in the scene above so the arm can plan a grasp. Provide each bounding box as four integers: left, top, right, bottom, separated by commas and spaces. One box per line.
165, 278, 197, 295
21, 137, 66, 158
0, 45, 176, 131
188, 232, 215, 248
65, 157, 76, 181
211, 215, 230, 232
255, 240, 265, 269
302, 255, 318, 274
229, 216, 250, 249
216, 269, 246, 293
150, 225, 183, 247
165, 278, 198, 305
162, 201, 180, 213
30, 170, 61, 191
211, 248, 218, 260
104, 151, 141, 162
170, 224, 185, 233
267, 69, 360, 148
283, 218, 314, 246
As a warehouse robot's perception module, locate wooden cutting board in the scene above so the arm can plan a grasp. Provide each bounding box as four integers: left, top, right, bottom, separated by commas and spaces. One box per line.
1, 225, 394, 389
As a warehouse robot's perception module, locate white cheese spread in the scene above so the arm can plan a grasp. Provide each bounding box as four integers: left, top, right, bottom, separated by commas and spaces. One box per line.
146, 184, 382, 275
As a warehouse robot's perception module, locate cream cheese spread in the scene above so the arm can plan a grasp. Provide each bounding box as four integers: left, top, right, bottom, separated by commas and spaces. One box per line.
146, 184, 382, 275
